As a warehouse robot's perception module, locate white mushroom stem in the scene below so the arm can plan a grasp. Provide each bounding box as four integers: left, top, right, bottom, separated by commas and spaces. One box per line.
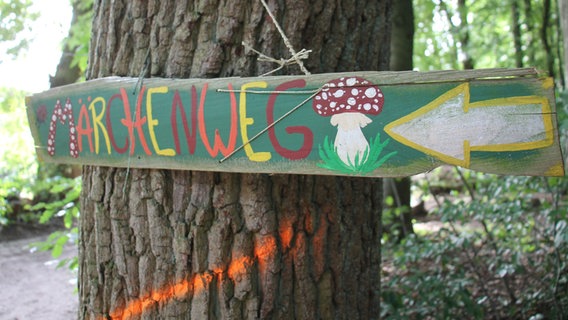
330, 112, 372, 166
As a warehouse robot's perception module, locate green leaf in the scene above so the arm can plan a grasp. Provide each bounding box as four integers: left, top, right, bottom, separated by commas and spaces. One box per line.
51, 235, 69, 258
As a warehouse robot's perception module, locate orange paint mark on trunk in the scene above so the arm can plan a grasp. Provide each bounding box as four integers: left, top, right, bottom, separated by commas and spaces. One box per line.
103, 239, 279, 319
228, 256, 253, 280
278, 216, 295, 250
255, 235, 278, 276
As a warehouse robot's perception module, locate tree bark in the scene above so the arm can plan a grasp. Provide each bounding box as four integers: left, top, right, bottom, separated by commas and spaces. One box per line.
541, 0, 555, 79
49, 0, 84, 88
385, 0, 414, 240
79, 1, 391, 319
456, 0, 474, 70
389, 0, 413, 72
511, 0, 523, 68
559, 0, 568, 89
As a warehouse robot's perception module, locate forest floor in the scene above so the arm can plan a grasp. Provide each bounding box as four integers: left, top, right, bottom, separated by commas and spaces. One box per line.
0, 223, 78, 320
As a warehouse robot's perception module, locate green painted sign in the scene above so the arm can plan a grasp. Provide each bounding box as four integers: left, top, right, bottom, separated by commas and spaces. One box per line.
26, 68, 565, 177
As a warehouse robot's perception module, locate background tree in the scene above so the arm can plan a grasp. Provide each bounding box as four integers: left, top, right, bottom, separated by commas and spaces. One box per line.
384, 0, 414, 240
414, 0, 563, 82
561, 0, 568, 85
79, 1, 391, 319
49, 0, 92, 88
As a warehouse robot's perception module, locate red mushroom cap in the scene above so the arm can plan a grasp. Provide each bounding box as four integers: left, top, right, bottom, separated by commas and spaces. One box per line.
313, 77, 384, 116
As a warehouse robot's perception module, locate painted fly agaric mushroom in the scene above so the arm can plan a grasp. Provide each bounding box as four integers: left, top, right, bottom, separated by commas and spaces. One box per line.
313, 76, 384, 166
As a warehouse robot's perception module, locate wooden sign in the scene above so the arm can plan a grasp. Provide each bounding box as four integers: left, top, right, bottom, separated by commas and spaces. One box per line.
26, 68, 565, 177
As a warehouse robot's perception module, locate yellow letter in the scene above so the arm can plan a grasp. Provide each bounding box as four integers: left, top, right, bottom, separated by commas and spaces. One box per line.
88, 97, 111, 154
239, 81, 271, 162
147, 86, 176, 156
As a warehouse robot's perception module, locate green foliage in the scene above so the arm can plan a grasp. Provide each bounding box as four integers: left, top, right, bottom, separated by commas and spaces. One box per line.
317, 132, 397, 174
413, 0, 563, 79
26, 176, 81, 227
382, 194, 412, 242
27, 176, 80, 271
13, 174, 81, 271
0, 87, 80, 270
30, 228, 78, 270
0, 87, 37, 225
66, 0, 93, 74
382, 172, 568, 319
0, 0, 39, 57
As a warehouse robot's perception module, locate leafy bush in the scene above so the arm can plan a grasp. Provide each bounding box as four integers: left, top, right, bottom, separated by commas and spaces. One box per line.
1, 87, 80, 271
382, 172, 568, 319
1, 87, 37, 225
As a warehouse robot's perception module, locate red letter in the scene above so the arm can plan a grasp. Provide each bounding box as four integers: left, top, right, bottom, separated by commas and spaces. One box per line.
171, 89, 197, 155
76, 101, 94, 153
266, 79, 313, 160
120, 86, 151, 155
47, 98, 80, 158
198, 83, 238, 157
106, 91, 129, 154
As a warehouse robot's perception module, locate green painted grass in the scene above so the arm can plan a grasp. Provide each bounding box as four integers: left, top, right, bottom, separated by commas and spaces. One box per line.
317, 132, 397, 175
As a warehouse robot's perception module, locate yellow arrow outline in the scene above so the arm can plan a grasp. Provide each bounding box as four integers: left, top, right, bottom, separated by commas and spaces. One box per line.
384, 83, 554, 168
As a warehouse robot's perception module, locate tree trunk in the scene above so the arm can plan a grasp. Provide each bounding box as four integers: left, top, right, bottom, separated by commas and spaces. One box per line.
541, 0, 555, 79
49, 0, 84, 88
389, 0, 413, 72
511, 0, 523, 68
79, 1, 391, 319
385, 0, 414, 240
560, 0, 568, 89
456, 0, 474, 70
523, 0, 536, 65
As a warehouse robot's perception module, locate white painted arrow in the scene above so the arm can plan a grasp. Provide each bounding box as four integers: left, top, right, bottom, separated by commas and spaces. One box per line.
384, 83, 554, 168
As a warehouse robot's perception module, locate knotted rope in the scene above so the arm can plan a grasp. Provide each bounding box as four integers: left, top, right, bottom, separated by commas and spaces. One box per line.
243, 0, 312, 76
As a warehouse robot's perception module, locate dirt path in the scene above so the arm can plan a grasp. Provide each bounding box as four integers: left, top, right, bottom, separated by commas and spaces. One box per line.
0, 229, 78, 320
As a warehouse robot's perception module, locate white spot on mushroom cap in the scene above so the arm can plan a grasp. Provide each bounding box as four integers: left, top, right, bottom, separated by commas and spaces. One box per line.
347, 97, 356, 106
333, 90, 345, 98
365, 87, 377, 98
346, 78, 357, 86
